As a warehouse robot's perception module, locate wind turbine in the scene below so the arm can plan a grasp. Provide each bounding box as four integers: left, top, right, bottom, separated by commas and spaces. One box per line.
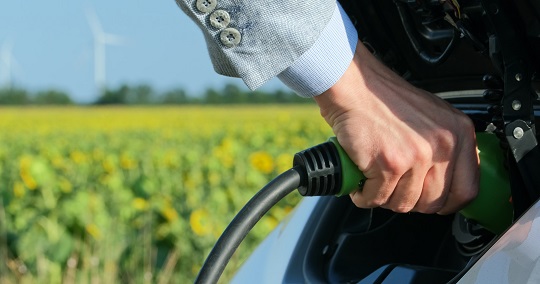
86, 8, 124, 93
0, 40, 19, 89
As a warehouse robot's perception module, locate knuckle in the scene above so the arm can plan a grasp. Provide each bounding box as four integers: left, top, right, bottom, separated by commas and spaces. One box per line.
459, 113, 475, 131
366, 197, 387, 208
381, 154, 409, 177
437, 209, 453, 216
457, 188, 478, 204
349, 192, 389, 209
392, 205, 414, 213
413, 144, 432, 165
451, 113, 475, 143
349, 193, 365, 208
416, 203, 444, 214
435, 129, 458, 155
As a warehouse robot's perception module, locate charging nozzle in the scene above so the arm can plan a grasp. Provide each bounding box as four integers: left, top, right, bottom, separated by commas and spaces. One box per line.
294, 133, 513, 234
293, 137, 365, 197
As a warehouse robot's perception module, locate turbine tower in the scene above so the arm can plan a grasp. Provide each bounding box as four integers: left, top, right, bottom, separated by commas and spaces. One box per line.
86, 9, 124, 92
0, 40, 17, 89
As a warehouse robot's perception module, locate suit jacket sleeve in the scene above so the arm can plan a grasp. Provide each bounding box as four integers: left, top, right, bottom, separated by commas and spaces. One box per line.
175, 0, 337, 91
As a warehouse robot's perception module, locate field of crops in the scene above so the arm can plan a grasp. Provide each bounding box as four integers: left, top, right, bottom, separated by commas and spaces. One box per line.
0, 106, 333, 283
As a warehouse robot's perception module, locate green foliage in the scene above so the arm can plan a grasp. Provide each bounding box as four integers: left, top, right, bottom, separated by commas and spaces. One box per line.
0, 106, 332, 283
94, 84, 156, 105
33, 90, 72, 105
0, 88, 30, 105
192, 83, 308, 105
0, 82, 314, 105
160, 88, 189, 104
0, 87, 72, 105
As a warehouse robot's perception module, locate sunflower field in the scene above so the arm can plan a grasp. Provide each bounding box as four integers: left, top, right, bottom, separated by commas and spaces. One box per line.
0, 105, 332, 283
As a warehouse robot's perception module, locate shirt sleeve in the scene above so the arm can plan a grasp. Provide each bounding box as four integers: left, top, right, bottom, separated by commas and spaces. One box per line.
277, 3, 358, 98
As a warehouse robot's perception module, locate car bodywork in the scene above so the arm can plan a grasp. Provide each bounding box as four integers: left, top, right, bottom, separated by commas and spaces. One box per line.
233, 194, 540, 283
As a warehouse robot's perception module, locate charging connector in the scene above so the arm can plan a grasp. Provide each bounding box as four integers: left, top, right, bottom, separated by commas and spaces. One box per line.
294, 137, 366, 197
195, 133, 512, 283
293, 140, 341, 196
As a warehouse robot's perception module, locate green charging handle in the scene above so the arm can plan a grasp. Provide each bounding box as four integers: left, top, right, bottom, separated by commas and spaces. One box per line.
328, 132, 513, 234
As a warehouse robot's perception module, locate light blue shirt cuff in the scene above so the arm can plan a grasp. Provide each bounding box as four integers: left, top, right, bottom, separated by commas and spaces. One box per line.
277, 3, 358, 98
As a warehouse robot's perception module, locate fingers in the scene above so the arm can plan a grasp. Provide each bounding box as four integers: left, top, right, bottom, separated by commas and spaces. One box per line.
350, 168, 427, 213
349, 133, 479, 215
437, 135, 480, 215
383, 169, 425, 213
349, 173, 399, 209
414, 165, 452, 214
349, 139, 435, 213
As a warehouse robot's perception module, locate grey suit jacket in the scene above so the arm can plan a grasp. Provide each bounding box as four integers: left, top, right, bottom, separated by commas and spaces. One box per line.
175, 0, 336, 90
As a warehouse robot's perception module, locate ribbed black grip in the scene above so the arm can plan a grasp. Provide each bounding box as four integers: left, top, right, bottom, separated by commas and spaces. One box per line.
293, 141, 341, 196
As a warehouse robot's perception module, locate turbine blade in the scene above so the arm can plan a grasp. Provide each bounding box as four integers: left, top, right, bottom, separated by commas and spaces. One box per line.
85, 7, 103, 38
1, 39, 13, 53
103, 33, 126, 45
10, 55, 22, 75
1, 38, 13, 60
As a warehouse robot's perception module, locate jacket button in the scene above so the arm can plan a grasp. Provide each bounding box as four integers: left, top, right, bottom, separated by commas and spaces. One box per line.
220, 28, 241, 47
196, 0, 217, 13
210, 10, 231, 29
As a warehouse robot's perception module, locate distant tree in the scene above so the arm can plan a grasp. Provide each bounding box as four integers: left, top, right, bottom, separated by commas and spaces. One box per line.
94, 85, 128, 105
250, 90, 272, 104
204, 88, 221, 104
273, 89, 305, 103
274, 89, 288, 103
161, 88, 189, 104
126, 84, 154, 104
223, 84, 247, 103
33, 89, 72, 105
0, 87, 30, 105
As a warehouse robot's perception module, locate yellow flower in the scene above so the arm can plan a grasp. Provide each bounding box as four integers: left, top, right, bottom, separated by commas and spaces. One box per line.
13, 182, 25, 198
59, 178, 73, 193
19, 156, 37, 190
164, 151, 179, 169
102, 158, 115, 173
161, 206, 179, 223
132, 197, 149, 211
70, 151, 87, 164
120, 154, 136, 170
20, 171, 37, 190
86, 223, 101, 240
262, 216, 279, 231
189, 209, 211, 237
249, 151, 274, 174
213, 139, 235, 169
276, 153, 292, 173
19, 155, 32, 170
51, 156, 65, 169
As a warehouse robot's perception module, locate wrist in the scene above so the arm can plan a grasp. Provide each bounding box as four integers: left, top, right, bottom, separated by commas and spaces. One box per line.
314, 41, 419, 126
314, 42, 369, 125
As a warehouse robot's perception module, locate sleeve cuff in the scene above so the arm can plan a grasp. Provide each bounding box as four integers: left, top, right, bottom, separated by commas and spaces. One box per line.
276, 2, 358, 98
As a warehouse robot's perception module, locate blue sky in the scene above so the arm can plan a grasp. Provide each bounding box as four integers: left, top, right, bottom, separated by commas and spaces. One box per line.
0, 0, 286, 103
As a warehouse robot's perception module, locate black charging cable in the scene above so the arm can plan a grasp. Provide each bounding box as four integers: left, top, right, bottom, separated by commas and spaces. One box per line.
195, 167, 302, 284
195, 141, 342, 284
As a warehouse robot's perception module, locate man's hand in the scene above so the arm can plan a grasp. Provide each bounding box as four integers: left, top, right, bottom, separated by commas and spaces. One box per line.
314, 42, 480, 214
